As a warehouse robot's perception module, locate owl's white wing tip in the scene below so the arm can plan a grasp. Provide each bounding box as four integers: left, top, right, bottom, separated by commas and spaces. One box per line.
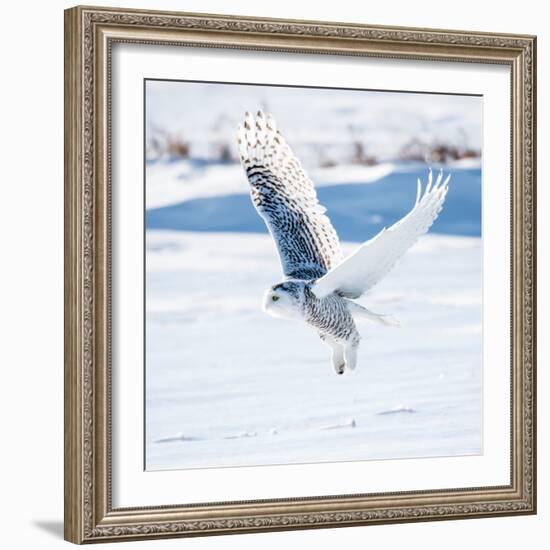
312, 169, 451, 299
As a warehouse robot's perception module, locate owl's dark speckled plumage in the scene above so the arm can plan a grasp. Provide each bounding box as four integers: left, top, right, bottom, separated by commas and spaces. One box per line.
273, 281, 359, 340
238, 111, 450, 374
270, 280, 360, 375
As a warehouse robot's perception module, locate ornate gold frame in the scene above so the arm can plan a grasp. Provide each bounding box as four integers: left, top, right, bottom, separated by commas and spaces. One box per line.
64, 5, 537, 544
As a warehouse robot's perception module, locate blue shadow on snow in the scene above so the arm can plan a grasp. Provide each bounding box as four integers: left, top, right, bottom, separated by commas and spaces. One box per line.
146, 168, 481, 241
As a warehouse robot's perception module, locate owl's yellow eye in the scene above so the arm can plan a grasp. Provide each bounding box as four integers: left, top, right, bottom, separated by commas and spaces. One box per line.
271, 295, 280, 302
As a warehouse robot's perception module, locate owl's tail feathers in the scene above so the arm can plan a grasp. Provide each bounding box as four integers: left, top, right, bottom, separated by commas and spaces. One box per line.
347, 301, 401, 328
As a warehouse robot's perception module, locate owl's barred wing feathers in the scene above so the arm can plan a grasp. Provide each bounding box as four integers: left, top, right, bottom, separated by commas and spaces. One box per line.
237, 111, 343, 280
313, 170, 451, 299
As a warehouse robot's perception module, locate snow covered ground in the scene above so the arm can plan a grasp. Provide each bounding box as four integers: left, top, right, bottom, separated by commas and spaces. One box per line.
145, 229, 482, 471
145, 160, 395, 209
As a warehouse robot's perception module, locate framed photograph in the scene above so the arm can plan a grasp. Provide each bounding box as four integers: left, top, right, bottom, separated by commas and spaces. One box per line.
64, 5, 537, 544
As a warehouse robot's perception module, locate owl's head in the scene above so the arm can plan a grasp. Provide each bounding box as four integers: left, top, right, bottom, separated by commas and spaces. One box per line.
263, 281, 306, 320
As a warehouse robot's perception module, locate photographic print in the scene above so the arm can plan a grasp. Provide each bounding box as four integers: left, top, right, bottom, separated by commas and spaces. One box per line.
145, 80, 483, 472
65, 8, 536, 542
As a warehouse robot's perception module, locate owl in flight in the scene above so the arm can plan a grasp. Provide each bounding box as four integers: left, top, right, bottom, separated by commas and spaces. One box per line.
237, 111, 450, 375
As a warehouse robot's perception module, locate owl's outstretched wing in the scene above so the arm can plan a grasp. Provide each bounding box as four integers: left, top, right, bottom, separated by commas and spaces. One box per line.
312, 170, 451, 299
237, 111, 343, 280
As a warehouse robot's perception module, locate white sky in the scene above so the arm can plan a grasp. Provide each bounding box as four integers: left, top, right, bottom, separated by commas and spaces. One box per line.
146, 79, 482, 161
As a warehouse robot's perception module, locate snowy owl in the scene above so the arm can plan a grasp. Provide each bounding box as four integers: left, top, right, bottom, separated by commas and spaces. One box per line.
237, 111, 450, 375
